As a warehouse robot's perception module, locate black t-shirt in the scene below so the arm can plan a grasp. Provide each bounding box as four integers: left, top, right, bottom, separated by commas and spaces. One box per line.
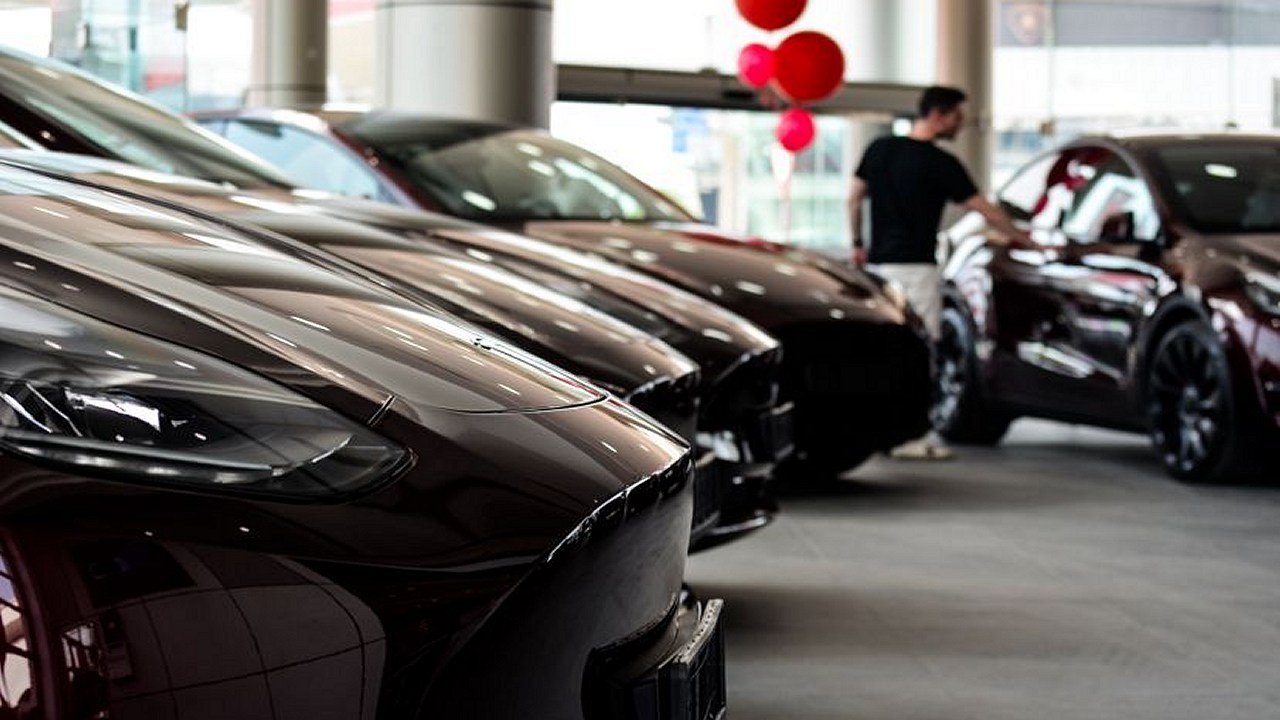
855, 136, 979, 264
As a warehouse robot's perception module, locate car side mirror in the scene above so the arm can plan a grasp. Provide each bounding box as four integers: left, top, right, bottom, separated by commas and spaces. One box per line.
1099, 211, 1136, 243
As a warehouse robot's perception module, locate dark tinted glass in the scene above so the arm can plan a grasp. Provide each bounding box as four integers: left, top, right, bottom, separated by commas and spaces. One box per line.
352, 123, 690, 222
1000, 147, 1159, 241
0, 49, 293, 188
223, 120, 390, 200
1153, 142, 1280, 233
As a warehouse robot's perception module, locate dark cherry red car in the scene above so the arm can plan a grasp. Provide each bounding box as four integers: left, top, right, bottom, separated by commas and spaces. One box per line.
938, 132, 1280, 482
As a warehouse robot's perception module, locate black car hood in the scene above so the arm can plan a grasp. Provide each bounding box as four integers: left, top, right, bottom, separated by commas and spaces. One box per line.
519, 220, 914, 331
311, 199, 780, 380
0, 160, 604, 416
0, 151, 698, 396
220, 180, 781, 383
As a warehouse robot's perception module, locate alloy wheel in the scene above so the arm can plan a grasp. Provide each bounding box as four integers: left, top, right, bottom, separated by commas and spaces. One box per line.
930, 317, 966, 430
1149, 328, 1226, 476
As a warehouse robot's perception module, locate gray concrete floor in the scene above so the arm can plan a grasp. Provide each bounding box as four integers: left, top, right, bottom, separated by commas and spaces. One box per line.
688, 419, 1280, 720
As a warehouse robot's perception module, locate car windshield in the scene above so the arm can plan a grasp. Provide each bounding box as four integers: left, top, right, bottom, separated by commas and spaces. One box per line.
0, 49, 293, 189
1152, 141, 1280, 234
351, 122, 691, 222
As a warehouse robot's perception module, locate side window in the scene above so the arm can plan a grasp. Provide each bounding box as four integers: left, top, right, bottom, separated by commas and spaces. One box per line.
222, 120, 387, 200
1059, 153, 1159, 243
1001, 147, 1159, 242
997, 152, 1059, 222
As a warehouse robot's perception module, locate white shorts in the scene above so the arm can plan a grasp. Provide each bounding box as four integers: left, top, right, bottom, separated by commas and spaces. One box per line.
869, 263, 942, 340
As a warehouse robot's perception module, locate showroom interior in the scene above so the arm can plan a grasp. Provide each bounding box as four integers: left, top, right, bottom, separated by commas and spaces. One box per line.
0, 0, 1276, 718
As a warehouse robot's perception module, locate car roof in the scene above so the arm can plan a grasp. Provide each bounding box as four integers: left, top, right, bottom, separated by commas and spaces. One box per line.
1072, 129, 1280, 151
192, 106, 518, 137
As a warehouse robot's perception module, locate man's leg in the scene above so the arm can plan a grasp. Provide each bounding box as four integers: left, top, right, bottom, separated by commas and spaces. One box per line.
869, 264, 952, 460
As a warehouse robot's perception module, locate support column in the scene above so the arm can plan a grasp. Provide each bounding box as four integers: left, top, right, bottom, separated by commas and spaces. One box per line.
935, 0, 995, 190
248, 0, 328, 109
843, 0, 917, 252
375, 0, 554, 128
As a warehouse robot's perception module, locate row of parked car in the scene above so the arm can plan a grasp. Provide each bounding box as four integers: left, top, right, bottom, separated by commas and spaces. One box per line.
4, 42, 1273, 720
0, 48, 934, 719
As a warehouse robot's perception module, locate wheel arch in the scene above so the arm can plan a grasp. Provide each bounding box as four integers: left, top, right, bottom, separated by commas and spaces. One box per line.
1133, 296, 1213, 403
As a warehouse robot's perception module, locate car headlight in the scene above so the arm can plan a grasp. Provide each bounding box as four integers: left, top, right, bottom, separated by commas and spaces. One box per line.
0, 289, 407, 498
1245, 272, 1280, 316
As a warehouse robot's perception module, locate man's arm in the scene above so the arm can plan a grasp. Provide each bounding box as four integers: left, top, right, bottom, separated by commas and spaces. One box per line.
848, 176, 869, 266
963, 194, 1033, 246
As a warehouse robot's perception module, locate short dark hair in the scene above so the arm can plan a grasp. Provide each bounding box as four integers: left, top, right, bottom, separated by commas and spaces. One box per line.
918, 86, 967, 118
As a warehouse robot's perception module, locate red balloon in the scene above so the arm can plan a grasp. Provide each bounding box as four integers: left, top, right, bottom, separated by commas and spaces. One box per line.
737, 43, 775, 89
773, 31, 846, 103
735, 0, 807, 31
775, 108, 816, 153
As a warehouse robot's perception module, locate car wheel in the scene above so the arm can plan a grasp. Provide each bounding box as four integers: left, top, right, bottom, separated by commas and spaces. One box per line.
931, 306, 1012, 445
1146, 321, 1254, 483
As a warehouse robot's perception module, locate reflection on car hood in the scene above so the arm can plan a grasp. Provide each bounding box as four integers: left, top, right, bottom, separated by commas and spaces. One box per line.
0, 150, 698, 396
519, 220, 910, 330
0, 162, 604, 415
0, 150, 777, 382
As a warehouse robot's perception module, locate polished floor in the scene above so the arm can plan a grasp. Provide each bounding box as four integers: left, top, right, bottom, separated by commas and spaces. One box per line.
688, 420, 1280, 720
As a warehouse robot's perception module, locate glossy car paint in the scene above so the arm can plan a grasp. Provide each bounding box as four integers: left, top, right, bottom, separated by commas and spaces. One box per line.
196, 109, 933, 473
0, 151, 701, 428
0, 164, 710, 718
0, 53, 785, 544
941, 133, 1280, 459
0, 151, 777, 549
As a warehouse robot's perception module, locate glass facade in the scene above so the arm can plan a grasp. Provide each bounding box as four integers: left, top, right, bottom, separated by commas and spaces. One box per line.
993, 0, 1280, 185
0, 0, 1276, 252
552, 103, 858, 255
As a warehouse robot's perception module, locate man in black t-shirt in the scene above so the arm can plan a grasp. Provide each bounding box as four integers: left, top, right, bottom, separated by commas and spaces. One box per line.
849, 86, 1029, 459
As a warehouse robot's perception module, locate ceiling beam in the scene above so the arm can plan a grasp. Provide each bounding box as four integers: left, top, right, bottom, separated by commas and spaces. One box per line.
556, 64, 924, 118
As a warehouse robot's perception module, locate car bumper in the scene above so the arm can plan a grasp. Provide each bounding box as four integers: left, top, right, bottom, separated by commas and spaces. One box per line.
690, 463, 776, 552
690, 401, 793, 552
584, 592, 727, 720
777, 321, 932, 473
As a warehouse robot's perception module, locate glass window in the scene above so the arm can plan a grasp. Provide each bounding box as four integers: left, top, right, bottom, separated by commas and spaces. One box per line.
1000, 147, 1157, 241
997, 152, 1060, 219
552, 103, 856, 254
223, 120, 387, 200
1153, 141, 1280, 234
350, 120, 691, 223
1059, 154, 1159, 242
994, 0, 1280, 189
0, 48, 292, 188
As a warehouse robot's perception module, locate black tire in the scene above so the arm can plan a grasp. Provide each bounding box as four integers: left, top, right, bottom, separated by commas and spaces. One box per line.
931, 306, 1012, 445
1146, 321, 1257, 483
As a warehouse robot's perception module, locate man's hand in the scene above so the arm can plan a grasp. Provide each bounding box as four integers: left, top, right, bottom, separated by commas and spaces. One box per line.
964, 195, 1034, 248
851, 245, 868, 267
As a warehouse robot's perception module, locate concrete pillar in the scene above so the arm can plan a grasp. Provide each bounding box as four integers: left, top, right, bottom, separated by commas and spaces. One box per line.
844, 0, 920, 251
935, 0, 995, 190
374, 0, 554, 128
248, 0, 328, 108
